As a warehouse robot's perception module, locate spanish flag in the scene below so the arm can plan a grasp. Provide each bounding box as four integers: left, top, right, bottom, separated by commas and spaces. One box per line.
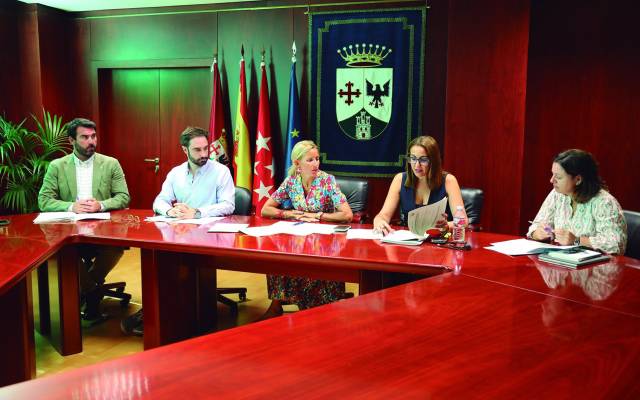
233, 45, 252, 191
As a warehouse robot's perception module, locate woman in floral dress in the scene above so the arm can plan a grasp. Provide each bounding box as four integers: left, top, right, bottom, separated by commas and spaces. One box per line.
528, 149, 627, 254
261, 140, 353, 318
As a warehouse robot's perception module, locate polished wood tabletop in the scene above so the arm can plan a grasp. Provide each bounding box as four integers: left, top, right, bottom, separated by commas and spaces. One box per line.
1, 210, 639, 396
2, 272, 640, 399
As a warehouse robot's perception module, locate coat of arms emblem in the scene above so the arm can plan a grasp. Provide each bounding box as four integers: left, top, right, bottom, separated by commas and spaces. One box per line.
336, 44, 393, 140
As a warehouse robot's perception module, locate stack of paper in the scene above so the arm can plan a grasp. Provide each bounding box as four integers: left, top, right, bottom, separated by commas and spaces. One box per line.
380, 230, 426, 246
33, 212, 111, 224
538, 248, 610, 268
485, 238, 575, 256
407, 197, 448, 235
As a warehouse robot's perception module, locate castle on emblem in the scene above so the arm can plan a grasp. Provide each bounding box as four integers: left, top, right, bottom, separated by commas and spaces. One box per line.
335, 43, 393, 141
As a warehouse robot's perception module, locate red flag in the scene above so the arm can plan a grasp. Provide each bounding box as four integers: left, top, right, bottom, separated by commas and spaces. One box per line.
233, 46, 251, 191
208, 56, 230, 166
252, 58, 275, 215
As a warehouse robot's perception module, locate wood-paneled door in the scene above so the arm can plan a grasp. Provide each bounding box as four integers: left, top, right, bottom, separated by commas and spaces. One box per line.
99, 68, 211, 209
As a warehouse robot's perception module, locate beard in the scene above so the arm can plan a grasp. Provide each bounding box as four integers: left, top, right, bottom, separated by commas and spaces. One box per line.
75, 142, 95, 158
189, 153, 208, 167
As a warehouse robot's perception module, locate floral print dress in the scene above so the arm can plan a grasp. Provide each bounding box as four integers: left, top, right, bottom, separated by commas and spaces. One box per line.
267, 170, 348, 309
527, 189, 627, 254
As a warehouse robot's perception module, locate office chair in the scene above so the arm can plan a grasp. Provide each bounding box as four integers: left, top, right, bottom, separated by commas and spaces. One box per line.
216, 187, 251, 310
623, 210, 640, 259
460, 187, 484, 231
335, 176, 370, 223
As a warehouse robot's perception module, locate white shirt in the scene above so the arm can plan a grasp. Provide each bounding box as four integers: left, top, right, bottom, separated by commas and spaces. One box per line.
153, 159, 235, 217
68, 154, 104, 212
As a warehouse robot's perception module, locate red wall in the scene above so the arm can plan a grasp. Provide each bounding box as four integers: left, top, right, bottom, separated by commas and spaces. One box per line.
521, 0, 640, 232
444, 0, 530, 234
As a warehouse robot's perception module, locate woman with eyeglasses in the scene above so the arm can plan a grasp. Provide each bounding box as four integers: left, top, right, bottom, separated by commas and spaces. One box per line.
373, 135, 467, 235
527, 149, 626, 254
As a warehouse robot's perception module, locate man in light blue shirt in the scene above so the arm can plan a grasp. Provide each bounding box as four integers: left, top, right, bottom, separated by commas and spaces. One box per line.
122, 126, 234, 336
153, 126, 235, 218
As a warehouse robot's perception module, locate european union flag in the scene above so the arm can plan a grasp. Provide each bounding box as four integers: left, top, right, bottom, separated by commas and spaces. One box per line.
284, 53, 302, 178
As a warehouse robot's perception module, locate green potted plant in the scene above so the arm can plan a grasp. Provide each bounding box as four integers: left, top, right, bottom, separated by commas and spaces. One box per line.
0, 110, 69, 214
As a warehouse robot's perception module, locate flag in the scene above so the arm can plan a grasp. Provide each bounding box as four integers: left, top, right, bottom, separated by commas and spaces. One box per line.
284, 42, 303, 177
208, 56, 230, 166
252, 57, 275, 215
233, 46, 252, 191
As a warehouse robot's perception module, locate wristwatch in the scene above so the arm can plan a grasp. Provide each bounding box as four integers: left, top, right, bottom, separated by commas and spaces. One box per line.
574, 236, 581, 246
194, 210, 202, 219
316, 211, 323, 221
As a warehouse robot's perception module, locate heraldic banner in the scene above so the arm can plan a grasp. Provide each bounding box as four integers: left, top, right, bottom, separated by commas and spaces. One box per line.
310, 8, 426, 177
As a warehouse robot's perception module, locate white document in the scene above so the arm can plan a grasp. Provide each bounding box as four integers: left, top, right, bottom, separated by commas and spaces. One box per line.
380, 229, 426, 246
145, 215, 177, 223
240, 221, 338, 237
485, 238, 576, 256
407, 197, 448, 235
34, 212, 111, 224
208, 223, 249, 233
346, 229, 384, 240
173, 216, 225, 225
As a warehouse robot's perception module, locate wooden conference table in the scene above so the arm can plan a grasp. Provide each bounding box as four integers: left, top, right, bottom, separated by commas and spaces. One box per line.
1, 209, 640, 397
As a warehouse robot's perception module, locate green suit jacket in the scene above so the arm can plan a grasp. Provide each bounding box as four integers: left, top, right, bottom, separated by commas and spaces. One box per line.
38, 153, 130, 212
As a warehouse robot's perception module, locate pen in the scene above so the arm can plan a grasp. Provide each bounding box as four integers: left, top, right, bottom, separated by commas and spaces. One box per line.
293, 221, 305, 226
528, 220, 554, 235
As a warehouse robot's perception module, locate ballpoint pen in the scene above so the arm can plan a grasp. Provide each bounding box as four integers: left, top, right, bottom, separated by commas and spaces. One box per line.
528, 220, 554, 237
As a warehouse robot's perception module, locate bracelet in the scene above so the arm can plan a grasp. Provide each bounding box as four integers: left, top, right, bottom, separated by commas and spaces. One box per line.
276, 209, 284, 219
317, 211, 323, 221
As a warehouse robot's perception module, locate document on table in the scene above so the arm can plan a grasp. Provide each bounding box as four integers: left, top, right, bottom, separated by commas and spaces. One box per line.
407, 197, 448, 235
240, 221, 338, 237
485, 238, 576, 256
145, 215, 225, 225
346, 229, 384, 240
208, 223, 249, 233
380, 229, 426, 246
33, 212, 111, 224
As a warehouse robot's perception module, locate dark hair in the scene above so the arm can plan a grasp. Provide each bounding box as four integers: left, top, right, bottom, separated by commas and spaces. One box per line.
405, 135, 444, 190
180, 126, 208, 148
66, 118, 96, 139
554, 149, 605, 203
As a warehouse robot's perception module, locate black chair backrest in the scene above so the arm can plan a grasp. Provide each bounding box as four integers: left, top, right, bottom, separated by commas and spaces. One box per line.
460, 187, 484, 225
335, 176, 369, 213
234, 187, 252, 216
624, 210, 640, 259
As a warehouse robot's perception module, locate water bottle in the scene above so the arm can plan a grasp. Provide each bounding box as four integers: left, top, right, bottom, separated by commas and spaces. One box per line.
452, 205, 466, 243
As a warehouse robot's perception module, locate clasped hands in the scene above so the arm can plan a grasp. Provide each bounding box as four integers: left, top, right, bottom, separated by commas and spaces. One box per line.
167, 203, 198, 219
287, 210, 320, 222
72, 198, 101, 213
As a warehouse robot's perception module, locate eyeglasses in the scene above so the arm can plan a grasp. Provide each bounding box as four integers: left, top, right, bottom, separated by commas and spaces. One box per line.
408, 156, 430, 165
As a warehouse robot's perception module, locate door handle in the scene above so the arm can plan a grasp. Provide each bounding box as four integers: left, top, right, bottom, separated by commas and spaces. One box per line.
144, 157, 160, 174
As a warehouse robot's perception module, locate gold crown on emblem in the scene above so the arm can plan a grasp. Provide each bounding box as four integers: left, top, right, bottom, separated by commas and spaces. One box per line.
337, 43, 392, 67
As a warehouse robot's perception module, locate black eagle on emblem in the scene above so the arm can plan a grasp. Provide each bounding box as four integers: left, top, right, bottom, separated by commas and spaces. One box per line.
366, 80, 390, 108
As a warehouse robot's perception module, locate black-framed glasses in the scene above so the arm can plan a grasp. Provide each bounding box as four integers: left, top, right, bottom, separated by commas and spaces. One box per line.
407, 156, 430, 165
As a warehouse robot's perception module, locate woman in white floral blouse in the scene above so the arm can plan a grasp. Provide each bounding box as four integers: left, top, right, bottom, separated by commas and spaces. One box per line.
527, 149, 627, 254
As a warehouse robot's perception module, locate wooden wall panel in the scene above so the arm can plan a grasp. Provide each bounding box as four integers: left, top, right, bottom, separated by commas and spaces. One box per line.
158, 68, 211, 170
521, 0, 640, 231
36, 5, 74, 120
90, 13, 217, 61
0, 2, 24, 122
444, 0, 530, 234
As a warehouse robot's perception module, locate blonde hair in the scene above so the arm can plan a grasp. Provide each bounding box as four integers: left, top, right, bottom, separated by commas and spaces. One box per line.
287, 140, 319, 176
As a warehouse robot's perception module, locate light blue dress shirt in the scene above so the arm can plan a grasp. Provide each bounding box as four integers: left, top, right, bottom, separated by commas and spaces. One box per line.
153, 160, 235, 217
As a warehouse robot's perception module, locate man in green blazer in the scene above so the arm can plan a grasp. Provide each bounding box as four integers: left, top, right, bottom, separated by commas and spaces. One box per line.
38, 117, 130, 319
